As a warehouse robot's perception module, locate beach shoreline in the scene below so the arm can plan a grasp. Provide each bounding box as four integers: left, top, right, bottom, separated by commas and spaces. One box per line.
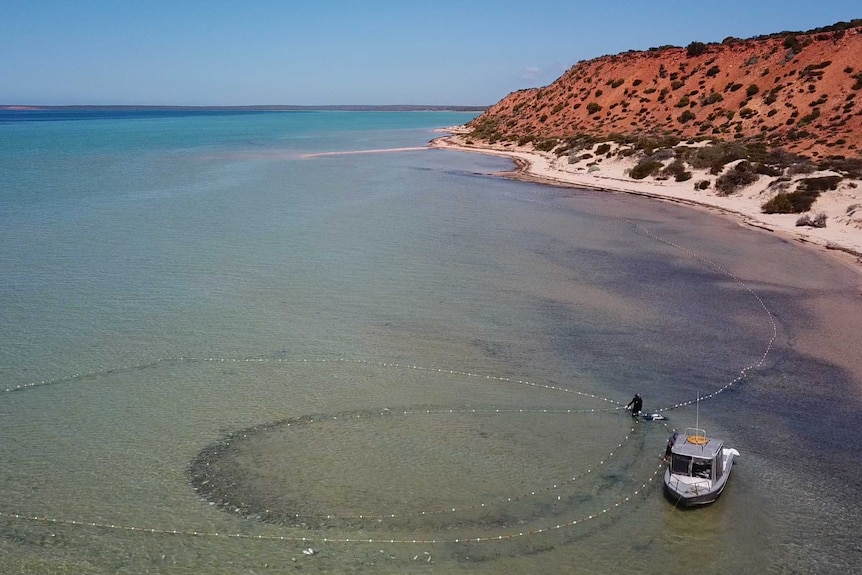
430, 131, 862, 275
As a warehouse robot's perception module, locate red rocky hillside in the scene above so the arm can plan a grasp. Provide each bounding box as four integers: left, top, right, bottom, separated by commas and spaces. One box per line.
470, 23, 862, 160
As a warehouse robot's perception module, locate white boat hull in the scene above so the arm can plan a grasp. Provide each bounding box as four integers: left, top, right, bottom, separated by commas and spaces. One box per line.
664, 448, 738, 506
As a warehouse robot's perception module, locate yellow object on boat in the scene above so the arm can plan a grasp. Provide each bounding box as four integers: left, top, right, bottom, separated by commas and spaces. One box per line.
686, 434, 709, 445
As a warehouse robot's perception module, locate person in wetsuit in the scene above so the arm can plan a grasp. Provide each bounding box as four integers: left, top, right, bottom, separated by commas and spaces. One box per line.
625, 393, 643, 418
664, 431, 679, 460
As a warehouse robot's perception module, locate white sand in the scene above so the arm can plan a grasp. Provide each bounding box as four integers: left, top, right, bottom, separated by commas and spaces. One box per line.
431, 130, 862, 269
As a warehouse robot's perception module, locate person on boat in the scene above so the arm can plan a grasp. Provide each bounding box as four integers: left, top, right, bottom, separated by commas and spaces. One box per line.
664, 431, 678, 460
625, 393, 643, 418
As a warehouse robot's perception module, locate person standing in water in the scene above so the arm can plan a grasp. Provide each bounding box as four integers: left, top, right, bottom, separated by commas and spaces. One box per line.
625, 393, 643, 418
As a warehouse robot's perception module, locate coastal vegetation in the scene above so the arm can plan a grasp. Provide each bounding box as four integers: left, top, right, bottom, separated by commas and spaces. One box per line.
629, 159, 663, 179
762, 189, 821, 213
715, 161, 759, 195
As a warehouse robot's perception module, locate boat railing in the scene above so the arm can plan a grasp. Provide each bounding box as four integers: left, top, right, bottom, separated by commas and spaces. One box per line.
683, 427, 708, 445
665, 474, 711, 493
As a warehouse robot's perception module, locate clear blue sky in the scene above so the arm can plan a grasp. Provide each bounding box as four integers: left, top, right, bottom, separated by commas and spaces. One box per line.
2, 1, 858, 106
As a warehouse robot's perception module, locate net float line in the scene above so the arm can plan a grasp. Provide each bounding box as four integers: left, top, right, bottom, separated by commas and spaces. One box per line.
0, 460, 666, 546
3, 355, 761, 415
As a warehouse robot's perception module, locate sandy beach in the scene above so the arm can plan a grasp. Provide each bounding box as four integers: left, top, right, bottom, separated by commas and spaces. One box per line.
431, 130, 862, 272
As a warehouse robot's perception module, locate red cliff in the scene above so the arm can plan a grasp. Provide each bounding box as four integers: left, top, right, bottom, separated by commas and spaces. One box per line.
470, 23, 862, 160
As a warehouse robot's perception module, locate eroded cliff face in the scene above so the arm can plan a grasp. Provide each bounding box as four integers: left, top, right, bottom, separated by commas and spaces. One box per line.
471, 25, 862, 159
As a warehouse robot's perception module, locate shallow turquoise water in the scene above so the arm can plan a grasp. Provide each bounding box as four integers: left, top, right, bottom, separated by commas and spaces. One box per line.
1, 110, 860, 574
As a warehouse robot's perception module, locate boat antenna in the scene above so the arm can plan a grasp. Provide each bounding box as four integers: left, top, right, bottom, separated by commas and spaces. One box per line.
695, 391, 699, 431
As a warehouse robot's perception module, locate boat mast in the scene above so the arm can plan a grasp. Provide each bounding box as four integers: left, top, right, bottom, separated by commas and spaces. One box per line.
695, 391, 699, 430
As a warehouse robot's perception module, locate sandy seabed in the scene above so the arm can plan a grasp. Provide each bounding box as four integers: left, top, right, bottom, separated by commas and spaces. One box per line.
430, 128, 862, 407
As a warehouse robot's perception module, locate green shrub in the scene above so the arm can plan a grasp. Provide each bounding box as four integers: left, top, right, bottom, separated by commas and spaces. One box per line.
656, 147, 679, 159
630, 159, 664, 179
716, 161, 759, 195
810, 94, 828, 106
659, 159, 693, 182
695, 179, 711, 190
762, 189, 820, 213
746, 84, 760, 97
682, 141, 748, 172
797, 108, 820, 127
705, 65, 721, 77
739, 108, 756, 119
675, 96, 691, 108
783, 35, 801, 53
587, 102, 602, 115
534, 138, 559, 152
755, 163, 783, 176
798, 175, 842, 191
817, 157, 862, 178
595, 143, 612, 155
628, 134, 679, 156
470, 117, 501, 140
632, 134, 680, 155
686, 41, 708, 57
796, 213, 827, 227
678, 110, 696, 123
763, 195, 798, 215
662, 159, 690, 180
703, 92, 723, 105
766, 148, 806, 168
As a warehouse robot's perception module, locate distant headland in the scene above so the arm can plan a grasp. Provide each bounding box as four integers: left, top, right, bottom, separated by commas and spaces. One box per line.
436, 19, 862, 264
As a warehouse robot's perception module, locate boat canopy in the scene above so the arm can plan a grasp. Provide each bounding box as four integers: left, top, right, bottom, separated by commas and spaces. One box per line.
671, 429, 723, 459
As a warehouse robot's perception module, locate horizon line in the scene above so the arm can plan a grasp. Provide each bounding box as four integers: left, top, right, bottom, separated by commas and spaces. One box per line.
1, 104, 489, 112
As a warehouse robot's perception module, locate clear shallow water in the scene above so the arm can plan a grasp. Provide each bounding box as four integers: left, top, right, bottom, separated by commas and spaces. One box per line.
1, 110, 861, 574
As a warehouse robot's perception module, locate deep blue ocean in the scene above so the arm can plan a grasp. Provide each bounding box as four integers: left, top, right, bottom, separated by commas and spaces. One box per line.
1, 109, 860, 574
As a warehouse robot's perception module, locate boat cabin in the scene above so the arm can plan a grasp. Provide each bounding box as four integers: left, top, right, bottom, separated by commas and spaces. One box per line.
669, 429, 727, 484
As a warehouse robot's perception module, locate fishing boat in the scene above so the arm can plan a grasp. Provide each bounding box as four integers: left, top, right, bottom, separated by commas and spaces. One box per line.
663, 427, 739, 506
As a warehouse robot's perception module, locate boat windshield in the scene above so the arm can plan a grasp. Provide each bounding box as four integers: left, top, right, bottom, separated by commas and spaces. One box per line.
671, 454, 691, 475
670, 454, 713, 479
